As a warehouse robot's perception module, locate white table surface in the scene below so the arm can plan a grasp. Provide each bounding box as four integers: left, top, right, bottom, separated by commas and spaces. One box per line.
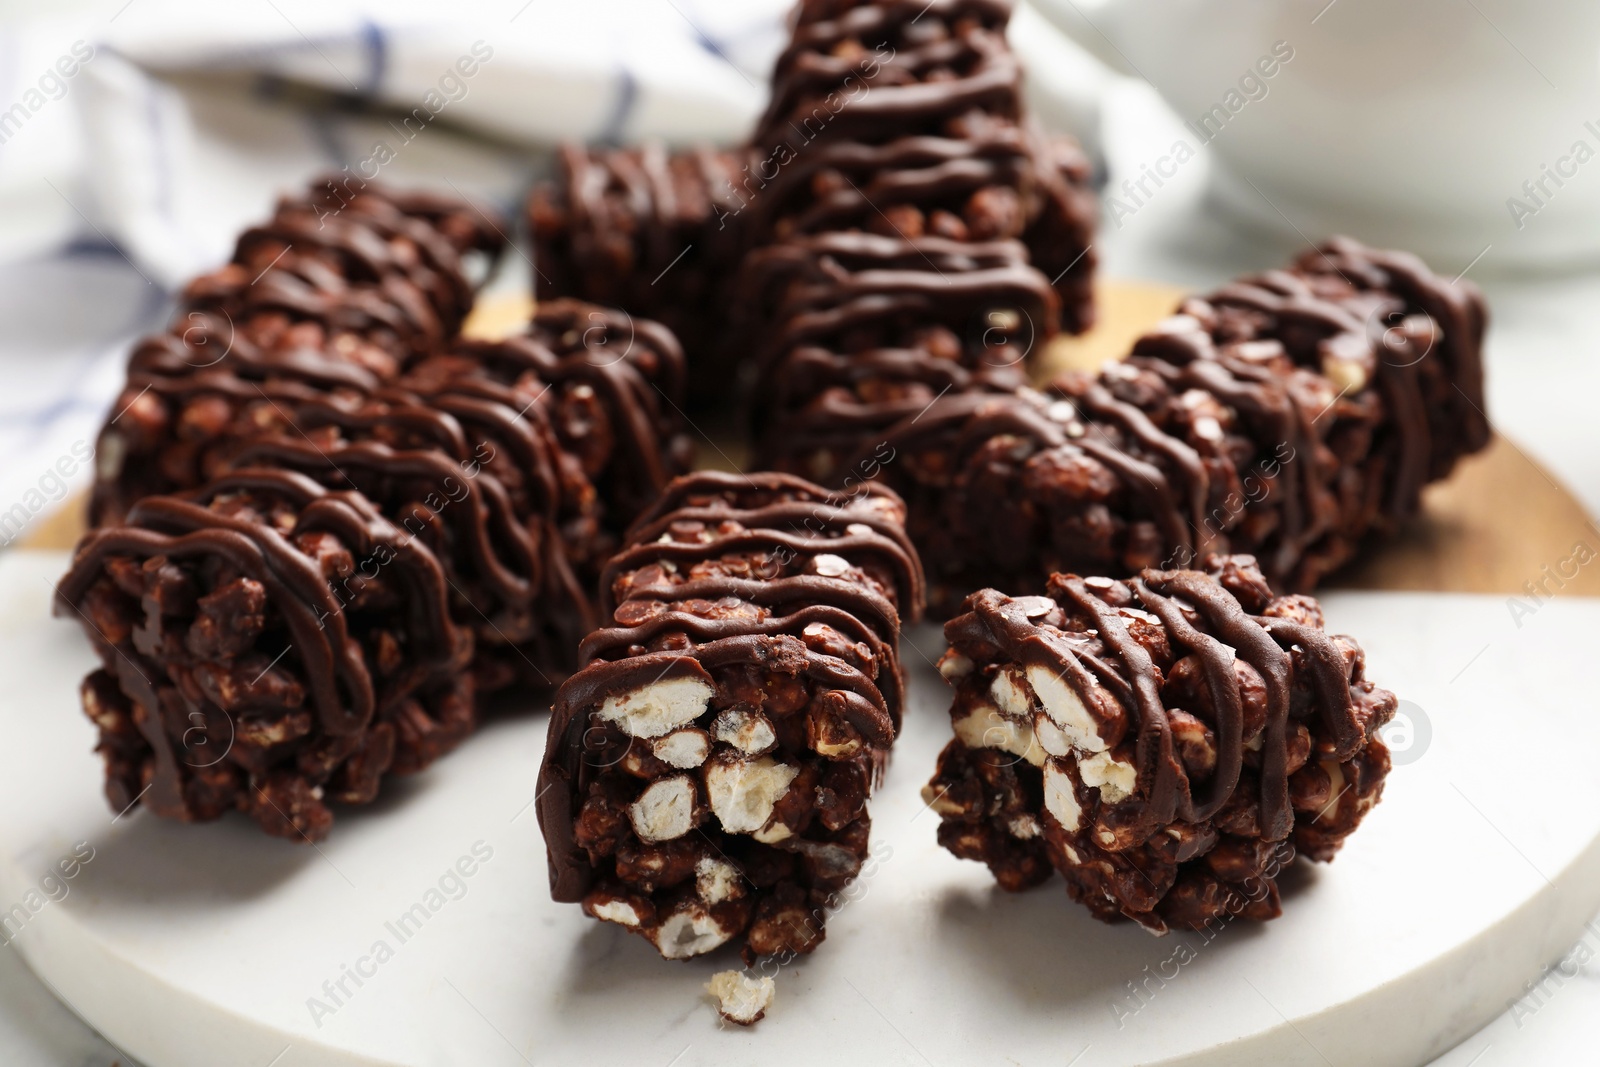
3, 65, 1600, 1067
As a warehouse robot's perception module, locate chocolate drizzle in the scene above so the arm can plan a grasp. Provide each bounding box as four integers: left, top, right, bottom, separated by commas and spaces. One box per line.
733, 231, 1059, 411
755, 0, 1021, 148
186, 178, 500, 364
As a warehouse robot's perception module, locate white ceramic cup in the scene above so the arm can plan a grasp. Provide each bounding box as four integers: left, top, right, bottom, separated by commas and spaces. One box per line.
1030, 0, 1600, 270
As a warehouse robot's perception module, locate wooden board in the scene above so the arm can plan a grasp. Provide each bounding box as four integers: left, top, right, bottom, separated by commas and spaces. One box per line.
29, 280, 1599, 599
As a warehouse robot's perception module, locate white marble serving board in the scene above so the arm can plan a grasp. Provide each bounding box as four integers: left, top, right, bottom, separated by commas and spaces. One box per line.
2, 550, 1598, 1067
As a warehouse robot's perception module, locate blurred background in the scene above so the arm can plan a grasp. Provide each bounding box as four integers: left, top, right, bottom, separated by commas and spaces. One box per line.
0, 0, 1595, 1062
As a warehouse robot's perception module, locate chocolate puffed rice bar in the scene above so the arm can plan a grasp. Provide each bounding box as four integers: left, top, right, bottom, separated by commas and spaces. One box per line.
58, 471, 476, 841
799, 237, 1490, 610
537, 471, 924, 961
924, 554, 1395, 931
61, 290, 692, 838
92, 177, 506, 527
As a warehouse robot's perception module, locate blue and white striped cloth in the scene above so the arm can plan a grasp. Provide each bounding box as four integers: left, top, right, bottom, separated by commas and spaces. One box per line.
0, 0, 1106, 548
